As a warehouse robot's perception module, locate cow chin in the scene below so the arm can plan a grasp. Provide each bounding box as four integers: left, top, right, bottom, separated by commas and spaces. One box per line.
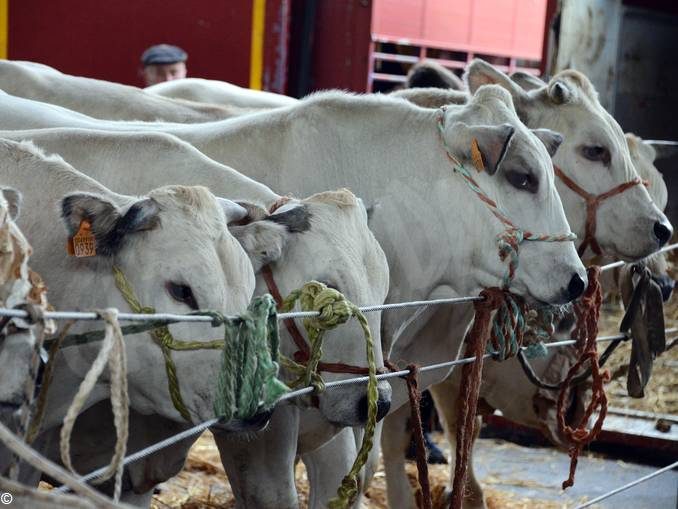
318, 381, 392, 427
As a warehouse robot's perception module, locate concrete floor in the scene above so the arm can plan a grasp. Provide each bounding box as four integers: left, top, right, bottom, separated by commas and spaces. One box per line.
471, 438, 677, 508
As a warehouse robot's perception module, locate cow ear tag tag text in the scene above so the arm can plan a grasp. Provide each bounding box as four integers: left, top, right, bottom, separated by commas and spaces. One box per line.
67, 220, 96, 257
470, 138, 485, 172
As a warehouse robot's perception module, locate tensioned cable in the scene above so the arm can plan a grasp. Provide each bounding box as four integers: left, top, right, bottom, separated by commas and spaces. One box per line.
5, 242, 678, 326
60, 328, 678, 491
574, 460, 678, 508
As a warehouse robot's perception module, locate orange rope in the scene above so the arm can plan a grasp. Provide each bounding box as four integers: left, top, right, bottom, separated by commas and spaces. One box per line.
451, 288, 507, 509
556, 266, 608, 489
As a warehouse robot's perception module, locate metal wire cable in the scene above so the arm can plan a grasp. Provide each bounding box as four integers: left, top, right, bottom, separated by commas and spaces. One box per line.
574, 460, 678, 509
3, 243, 677, 325
62, 327, 678, 491
599, 242, 678, 272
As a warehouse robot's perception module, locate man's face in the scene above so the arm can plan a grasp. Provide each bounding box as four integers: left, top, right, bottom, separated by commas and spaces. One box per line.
142, 62, 187, 86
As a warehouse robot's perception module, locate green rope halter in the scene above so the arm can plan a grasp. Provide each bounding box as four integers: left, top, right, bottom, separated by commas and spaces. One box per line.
113, 266, 288, 423
275, 281, 379, 509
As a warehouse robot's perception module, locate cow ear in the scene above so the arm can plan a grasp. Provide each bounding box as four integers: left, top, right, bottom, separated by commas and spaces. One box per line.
61, 193, 160, 256
449, 122, 515, 175
1, 188, 21, 220
464, 59, 526, 99
547, 80, 573, 105
229, 202, 311, 272
215, 197, 248, 224
531, 128, 564, 157
510, 71, 546, 91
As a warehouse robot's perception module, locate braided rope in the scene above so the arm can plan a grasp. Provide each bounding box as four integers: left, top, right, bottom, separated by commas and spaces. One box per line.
113, 267, 224, 422
60, 309, 128, 501
275, 281, 379, 509
436, 108, 576, 287
213, 295, 289, 421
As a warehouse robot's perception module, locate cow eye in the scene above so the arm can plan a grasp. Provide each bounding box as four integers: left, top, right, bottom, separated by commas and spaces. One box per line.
581, 145, 610, 165
505, 169, 538, 193
166, 282, 199, 310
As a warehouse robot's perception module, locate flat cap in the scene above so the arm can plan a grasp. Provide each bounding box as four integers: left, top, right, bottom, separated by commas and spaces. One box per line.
141, 44, 187, 66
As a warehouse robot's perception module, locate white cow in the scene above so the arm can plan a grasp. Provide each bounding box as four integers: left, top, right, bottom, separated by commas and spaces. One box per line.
392, 64, 674, 508
0, 60, 252, 123
0, 128, 391, 507
0, 139, 304, 492
0, 84, 588, 509
146, 78, 298, 109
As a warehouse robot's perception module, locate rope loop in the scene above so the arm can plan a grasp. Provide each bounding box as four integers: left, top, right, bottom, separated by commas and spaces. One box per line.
278, 281, 378, 509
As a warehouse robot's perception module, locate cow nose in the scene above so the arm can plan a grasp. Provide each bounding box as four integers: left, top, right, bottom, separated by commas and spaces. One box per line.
567, 273, 586, 301
357, 394, 391, 423
654, 221, 672, 247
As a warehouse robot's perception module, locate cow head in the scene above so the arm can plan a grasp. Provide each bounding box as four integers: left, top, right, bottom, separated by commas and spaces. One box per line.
465, 59, 672, 262
438, 84, 585, 304
231, 189, 392, 427
58, 185, 275, 428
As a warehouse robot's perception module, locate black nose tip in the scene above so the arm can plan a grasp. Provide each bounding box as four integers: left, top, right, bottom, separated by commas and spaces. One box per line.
654, 221, 672, 247
567, 273, 586, 301
357, 395, 391, 423
652, 275, 675, 302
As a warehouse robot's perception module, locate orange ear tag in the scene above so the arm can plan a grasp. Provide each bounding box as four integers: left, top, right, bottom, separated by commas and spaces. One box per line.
471, 138, 485, 173
67, 220, 96, 257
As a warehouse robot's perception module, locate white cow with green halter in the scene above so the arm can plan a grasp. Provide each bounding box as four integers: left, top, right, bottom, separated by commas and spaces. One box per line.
0, 128, 391, 507
0, 139, 308, 497
0, 84, 587, 508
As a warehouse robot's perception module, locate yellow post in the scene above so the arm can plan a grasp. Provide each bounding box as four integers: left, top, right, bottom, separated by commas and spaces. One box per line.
0, 0, 8, 59
249, 0, 265, 90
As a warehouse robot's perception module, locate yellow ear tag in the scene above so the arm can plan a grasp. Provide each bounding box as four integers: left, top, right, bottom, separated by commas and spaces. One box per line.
471, 138, 485, 172
67, 220, 96, 257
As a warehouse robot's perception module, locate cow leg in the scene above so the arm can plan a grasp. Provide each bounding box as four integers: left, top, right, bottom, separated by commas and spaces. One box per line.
430, 382, 486, 509
382, 403, 417, 509
214, 405, 300, 509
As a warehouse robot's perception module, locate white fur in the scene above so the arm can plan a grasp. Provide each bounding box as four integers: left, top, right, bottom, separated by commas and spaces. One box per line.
146, 77, 298, 109
0, 60, 247, 122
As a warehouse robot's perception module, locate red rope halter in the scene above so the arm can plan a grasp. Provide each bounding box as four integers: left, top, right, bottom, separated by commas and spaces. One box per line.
554, 165, 647, 257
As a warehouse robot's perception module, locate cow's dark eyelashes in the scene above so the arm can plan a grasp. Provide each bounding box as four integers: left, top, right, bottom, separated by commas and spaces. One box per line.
505, 169, 538, 193
166, 281, 199, 310
581, 145, 610, 165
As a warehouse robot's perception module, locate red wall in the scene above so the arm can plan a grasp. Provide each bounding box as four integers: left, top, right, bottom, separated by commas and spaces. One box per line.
8, 1, 253, 87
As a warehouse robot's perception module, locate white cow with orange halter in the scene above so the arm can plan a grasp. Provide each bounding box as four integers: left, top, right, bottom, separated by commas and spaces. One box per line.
393, 62, 673, 508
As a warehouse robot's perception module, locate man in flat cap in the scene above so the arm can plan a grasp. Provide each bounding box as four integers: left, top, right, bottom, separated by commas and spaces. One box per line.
140, 44, 187, 86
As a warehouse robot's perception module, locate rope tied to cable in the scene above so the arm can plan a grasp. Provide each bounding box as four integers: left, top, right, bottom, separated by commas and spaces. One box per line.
213, 295, 289, 422
557, 266, 608, 489
435, 106, 578, 509
59, 308, 128, 502
273, 280, 379, 509
114, 266, 290, 424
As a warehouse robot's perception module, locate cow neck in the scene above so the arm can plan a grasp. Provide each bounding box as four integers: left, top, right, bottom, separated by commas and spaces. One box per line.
553, 165, 647, 257
260, 264, 373, 376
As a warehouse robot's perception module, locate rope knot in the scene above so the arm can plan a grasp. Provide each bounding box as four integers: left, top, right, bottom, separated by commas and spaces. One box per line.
300, 283, 354, 331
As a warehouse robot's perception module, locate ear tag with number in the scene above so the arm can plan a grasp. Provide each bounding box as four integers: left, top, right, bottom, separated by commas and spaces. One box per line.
471, 138, 485, 172
67, 220, 96, 257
